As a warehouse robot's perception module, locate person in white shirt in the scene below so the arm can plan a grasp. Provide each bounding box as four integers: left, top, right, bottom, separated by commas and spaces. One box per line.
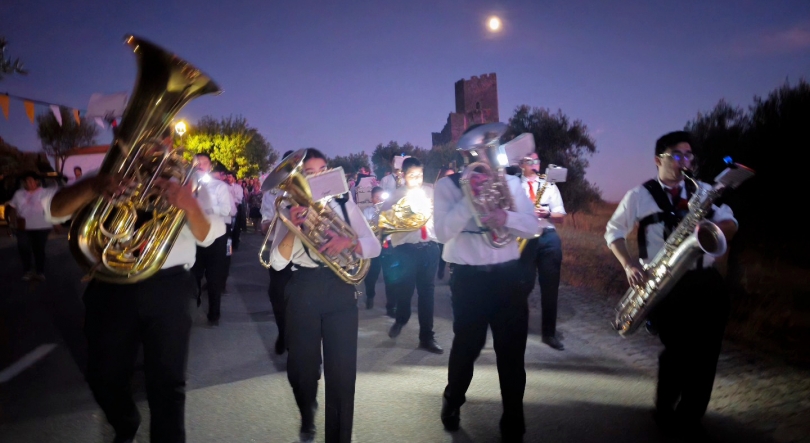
6, 172, 53, 281
191, 154, 233, 325
226, 172, 245, 250
434, 123, 539, 442
605, 131, 738, 439
379, 154, 403, 196
360, 186, 385, 310
381, 157, 443, 354
42, 167, 224, 443
268, 148, 381, 443
261, 150, 294, 355
516, 152, 567, 351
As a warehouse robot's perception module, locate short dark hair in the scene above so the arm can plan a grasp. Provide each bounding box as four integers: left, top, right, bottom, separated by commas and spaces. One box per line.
655, 131, 693, 156
282, 150, 294, 158
504, 165, 521, 176
20, 171, 40, 181
371, 186, 383, 196
74, 166, 82, 172
304, 148, 327, 162
212, 163, 229, 174
194, 152, 211, 162
401, 157, 422, 174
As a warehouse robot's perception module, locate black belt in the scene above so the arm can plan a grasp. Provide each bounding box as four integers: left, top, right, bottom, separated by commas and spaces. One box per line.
453, 259, 518, 273
396, 241, 437, 249
153, 265, 189, 278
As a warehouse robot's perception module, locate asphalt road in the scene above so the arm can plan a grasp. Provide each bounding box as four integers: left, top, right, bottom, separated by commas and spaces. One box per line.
0, 229, 777, 443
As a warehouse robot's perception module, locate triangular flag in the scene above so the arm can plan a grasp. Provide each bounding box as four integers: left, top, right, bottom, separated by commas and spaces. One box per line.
72, 109, 80, 125
24, 101, 35, 124
94, 117, 105, 129
0, 95, 9, 120
50, 105, 62, 126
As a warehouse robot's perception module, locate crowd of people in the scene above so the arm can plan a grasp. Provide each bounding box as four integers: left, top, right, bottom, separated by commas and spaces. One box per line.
2, 125, 738, 443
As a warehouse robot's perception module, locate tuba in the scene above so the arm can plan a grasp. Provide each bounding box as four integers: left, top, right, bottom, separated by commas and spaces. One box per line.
457, 122, 516, 248
377, 188, 431, 236
260, 150, 370, 284
612, 163, 755, 336
68, 35, 221, 283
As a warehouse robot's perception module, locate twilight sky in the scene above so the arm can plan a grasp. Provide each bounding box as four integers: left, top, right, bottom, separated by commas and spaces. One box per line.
1, 0, 808, 201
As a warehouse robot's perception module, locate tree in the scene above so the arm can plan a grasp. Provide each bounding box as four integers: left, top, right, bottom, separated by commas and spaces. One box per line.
424, 142, 462, 183
328, 151, 371, 175
370, 141, 428, 179
36, 108, 98, 176
182, 115, 276, 178
507, 105, 601, 220
0, 37, 27, 81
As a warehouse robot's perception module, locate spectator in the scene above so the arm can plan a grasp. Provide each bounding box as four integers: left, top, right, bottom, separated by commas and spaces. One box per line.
7, 172, 53, 281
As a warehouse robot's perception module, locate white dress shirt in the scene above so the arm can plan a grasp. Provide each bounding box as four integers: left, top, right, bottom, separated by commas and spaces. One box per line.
260, 190, 278, 222
39, 187, 225, 270
380, 174, 397, 195
8, 187, 52, 230
269, 198, 382, 271
520, 174, 567, 231
381, 185, 437, 247
196, 175, 233, 228
228, 183, 243, 216
604, 178, 737, 268
434, 174, 538, 265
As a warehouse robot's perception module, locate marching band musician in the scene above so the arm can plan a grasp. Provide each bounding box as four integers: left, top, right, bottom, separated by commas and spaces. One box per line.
517, 152, 567, 351
605, 131, 737, 440
361, 186, 385, 310
381, 157, 443, 354
434, 124, 539, 442
191, 154, 233, 326
268, 148, 381, 443
261, 150, 295, 355
41, 172, 225, 443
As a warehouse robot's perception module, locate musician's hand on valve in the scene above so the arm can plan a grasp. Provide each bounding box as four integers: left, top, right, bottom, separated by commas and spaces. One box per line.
154, 179, 196, 211
468, 172, 488, 197
535, 207, 551, 219
624, 263, 646, 288
91, 174, 127, 201
319, 230, 353, 256
480, 207, 508, 228
289, 206, 309, 227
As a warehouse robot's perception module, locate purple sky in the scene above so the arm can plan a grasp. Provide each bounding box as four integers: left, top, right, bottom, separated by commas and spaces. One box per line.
1, 0, 808, 201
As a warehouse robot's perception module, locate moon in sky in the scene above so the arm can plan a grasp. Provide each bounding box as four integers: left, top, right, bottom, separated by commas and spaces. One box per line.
488, 16, 502, 32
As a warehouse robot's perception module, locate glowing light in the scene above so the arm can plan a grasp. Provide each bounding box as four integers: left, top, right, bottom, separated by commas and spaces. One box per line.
174, 121, 187, 137
488, 16, 502, 32
497, 153, 509, 166
381, 192, 390, 200
200, 173, 211, 183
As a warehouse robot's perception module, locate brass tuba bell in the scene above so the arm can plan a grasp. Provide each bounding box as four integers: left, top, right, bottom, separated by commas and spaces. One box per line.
68, 35, 221, 283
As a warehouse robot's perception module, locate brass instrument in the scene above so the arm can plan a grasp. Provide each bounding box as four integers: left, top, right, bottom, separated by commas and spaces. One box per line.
260, 150, 370, 284
457, 123, 516, 248
258, 207, 278, 268
68, 35, 220, 283
612, 164, 755, 336
377, 188, 431, 236
516, 173, 549, 254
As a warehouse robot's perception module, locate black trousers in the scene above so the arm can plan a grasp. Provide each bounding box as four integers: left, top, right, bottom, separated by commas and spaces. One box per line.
379, 244, 397, 313
437, 243, 447, 277
363, 256, 382, 301
16, 229, 50, 273
83, 267, 194, 443
387, 242, 440, 341
650, 267, 729, 423
191, 232, 228, 321
523, 228, 563, 337
232, 208, 244, 250
444, 260, 536, 436
285, 267, 358, 443
268, 263, 294, 344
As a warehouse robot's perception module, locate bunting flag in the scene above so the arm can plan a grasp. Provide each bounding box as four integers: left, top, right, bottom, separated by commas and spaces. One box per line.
24, 100, 35, 123
94, 117, 105, 130
50, 105, 62, 126
72, 108, 81, 125
0, 94, 9, 120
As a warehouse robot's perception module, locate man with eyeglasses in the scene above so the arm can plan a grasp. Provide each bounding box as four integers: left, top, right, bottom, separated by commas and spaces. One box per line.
604, 131, 738, 440
517, 152, 567, 350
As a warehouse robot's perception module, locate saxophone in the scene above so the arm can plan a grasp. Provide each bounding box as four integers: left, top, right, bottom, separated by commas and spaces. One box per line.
457, 123, 516, 248
516, 173, 549, 253
612, 164, 755, 336
68, 35, 220, 283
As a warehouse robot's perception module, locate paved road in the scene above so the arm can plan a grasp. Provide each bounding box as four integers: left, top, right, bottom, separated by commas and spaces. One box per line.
0, 230, 806, 442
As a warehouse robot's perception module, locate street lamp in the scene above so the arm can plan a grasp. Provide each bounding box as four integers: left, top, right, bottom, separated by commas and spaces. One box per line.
174, 121, 187, 137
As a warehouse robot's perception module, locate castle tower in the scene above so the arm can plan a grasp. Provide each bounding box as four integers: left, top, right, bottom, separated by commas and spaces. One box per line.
432, 73, 500, 146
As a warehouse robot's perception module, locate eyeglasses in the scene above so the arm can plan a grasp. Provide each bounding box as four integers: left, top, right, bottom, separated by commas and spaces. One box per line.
405, 172, 423, 179
521, 159, 540, 165
659, 151, 694, 162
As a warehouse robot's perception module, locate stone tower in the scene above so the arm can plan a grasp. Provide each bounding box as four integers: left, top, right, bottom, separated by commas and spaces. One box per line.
432, 73, 500, 146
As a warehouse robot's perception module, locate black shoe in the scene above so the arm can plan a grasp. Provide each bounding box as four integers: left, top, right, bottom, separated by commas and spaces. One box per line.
542, 335, 564, 351
207, 315, 220, 327
388, 322, 403, 338
113, 434, 137, 443
437, 268, 445, 280
274, 335, 285, 355
645, 320, 659, 336
419, 339, 444, 354
441, 398, 460, 431
366, 298, 374, 310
